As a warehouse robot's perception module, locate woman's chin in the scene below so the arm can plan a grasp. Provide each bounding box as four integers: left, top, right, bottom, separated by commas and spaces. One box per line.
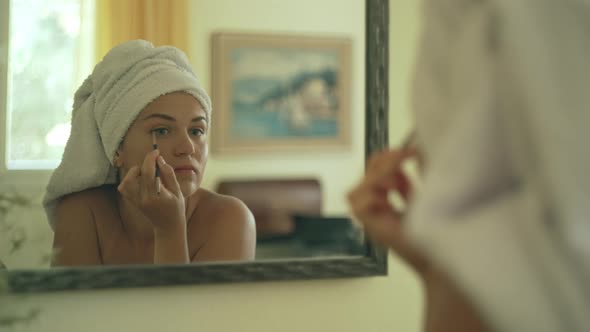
179, 184, 199, 198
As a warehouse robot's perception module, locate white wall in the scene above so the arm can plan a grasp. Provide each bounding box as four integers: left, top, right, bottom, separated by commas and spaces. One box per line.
389, 0, 420, 146
1, 1, 425, 331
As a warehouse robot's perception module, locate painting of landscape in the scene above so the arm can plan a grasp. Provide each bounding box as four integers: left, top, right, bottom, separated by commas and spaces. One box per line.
211, 33, 351, 153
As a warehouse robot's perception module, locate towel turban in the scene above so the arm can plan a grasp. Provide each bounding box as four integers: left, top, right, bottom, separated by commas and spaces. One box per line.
43, 40, 211, 230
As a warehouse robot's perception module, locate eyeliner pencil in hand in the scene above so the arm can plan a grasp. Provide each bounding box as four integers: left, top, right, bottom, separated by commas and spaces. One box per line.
152, 132, 161, 195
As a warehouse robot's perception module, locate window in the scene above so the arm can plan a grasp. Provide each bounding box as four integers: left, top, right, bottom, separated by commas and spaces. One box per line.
1, 0, 95, 173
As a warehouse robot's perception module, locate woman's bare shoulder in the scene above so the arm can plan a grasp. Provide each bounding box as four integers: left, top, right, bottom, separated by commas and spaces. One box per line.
193, 188, 253, 222
57, 186, 114, 214
189, 189, 256, 261
59, 185, 116, 206
53, 186, 116, 266
55, 185, 118, 234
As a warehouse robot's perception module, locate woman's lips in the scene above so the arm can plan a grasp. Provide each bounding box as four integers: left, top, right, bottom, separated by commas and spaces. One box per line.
174, 167, 196, 175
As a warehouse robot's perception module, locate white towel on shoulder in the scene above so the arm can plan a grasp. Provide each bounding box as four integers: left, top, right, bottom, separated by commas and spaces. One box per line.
407, 0, 590, 331
43, 40, 212, 230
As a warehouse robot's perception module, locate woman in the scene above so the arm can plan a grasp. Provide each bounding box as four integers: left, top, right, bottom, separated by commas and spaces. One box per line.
44, 40, 256, 266
348, 0, 590, 331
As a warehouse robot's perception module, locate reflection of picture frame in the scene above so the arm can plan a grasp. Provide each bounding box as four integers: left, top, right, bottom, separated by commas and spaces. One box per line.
211, 32, 351, 153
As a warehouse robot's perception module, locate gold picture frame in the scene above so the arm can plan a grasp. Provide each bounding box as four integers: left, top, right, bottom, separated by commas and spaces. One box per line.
210, 32, 352, 153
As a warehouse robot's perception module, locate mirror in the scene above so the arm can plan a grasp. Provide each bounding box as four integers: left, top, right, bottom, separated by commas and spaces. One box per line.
0, 0, 389, 292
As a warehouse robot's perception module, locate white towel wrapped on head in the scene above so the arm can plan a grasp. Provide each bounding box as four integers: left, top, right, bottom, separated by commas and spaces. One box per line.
43, 39, 212, 230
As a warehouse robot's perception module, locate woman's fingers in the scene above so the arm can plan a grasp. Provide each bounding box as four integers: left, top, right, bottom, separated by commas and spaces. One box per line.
119, 152, 183, 204
156, 156, 182, 197
349, 187, 395, 221
139, 149, 159, 196
348, 148, 420, 245
348, 181, 404, 246
364, 148, 418, 195
349, 147, 431, 274
394, 171, 412, 201
370, 148, 417, 178
115, 153, 187, 232
118, 166, 141, 200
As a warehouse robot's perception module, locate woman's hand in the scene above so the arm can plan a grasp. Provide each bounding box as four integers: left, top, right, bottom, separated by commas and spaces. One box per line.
347, 148, 430, 275
117, 149, 186, 233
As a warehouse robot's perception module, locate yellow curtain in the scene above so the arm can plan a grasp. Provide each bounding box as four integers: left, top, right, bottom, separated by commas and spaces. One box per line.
95, 0, 189, 60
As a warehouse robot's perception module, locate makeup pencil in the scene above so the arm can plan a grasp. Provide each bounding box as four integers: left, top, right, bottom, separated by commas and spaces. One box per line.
152, 131, 161, 195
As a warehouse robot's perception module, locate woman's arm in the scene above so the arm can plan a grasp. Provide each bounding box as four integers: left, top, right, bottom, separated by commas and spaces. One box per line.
52, 194, 102, 266
422, 267, 492, 332
153, 219, 190, 264
348, 149, 492, 332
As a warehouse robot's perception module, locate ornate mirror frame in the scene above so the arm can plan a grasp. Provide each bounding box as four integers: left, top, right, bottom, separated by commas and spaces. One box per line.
2, 0, 389, 293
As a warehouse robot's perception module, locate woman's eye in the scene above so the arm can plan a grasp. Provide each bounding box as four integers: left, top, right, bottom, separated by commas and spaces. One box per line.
152, 128, 169, 136
190, 128, 205, 136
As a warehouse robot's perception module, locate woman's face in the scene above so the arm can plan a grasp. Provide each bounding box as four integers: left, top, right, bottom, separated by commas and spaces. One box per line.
116, 92, 209, 198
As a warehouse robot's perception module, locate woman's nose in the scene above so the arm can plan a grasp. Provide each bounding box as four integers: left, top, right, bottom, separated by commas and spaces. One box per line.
174, 132, 196, 156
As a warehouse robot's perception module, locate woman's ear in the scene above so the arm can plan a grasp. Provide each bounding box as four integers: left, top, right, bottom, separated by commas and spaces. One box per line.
113, 150, 123, 167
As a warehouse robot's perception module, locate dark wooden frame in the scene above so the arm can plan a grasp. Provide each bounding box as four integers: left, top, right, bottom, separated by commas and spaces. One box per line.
1, 0, 389, 293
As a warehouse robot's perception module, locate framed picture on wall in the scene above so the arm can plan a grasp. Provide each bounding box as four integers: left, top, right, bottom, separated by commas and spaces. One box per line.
210, 32, 352, 154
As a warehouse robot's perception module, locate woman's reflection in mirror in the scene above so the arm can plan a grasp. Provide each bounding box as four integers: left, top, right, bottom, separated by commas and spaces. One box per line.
44, 40, 256, 266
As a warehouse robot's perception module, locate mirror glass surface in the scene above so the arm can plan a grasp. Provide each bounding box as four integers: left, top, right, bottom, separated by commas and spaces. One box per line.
0, 0, 367, 270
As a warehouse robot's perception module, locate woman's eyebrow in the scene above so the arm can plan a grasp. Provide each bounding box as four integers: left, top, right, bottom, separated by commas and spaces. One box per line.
141, 113, 208, 123
142, 113, 175, 121
192, 115, 208, 123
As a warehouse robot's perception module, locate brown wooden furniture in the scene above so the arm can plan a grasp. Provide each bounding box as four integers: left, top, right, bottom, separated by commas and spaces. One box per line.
215, 178, 322, 240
